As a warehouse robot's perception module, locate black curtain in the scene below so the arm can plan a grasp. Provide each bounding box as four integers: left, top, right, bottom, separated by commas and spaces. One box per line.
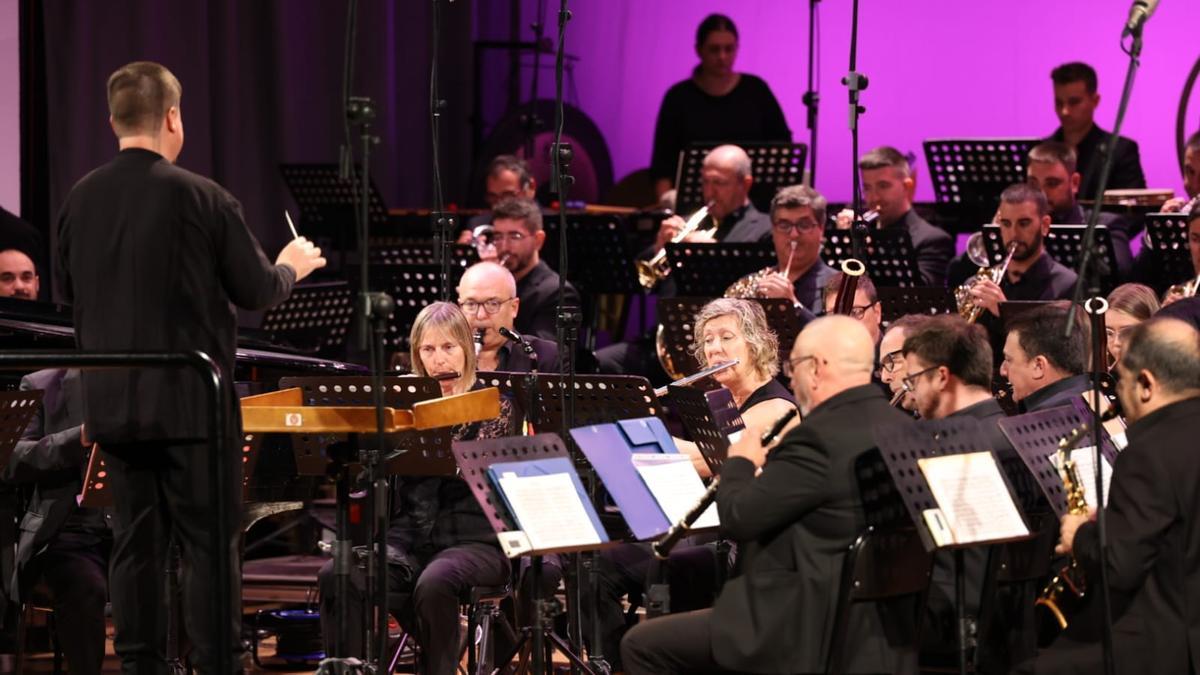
26, 0, 474, 303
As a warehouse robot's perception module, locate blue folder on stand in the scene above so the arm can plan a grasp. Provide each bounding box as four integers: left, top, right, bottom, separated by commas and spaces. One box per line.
486, 456, 609, 544
569, 416, 677, 540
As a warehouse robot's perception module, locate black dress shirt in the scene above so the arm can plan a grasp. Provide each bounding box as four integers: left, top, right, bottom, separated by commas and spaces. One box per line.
1057, 203, 1133, 282
57, 148, 295, 442
1019, 373, 1091, 413
515, 259, 580, 342
1002, 250, 1078, 302
1049, 124, 1146, 198
793, 259, 838, 315
889, 209, 954, 287
495, 335, 561, 373
650, 74, 791, 184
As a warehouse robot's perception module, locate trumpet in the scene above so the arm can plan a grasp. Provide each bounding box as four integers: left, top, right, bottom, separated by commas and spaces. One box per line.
1164, 273, 1200, 302
1035, 424, 1091, 646
636, 204, 714, 289
955, 233, 1018, 323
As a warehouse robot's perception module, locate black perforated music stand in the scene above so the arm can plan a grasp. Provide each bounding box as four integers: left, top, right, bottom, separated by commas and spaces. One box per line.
354, 265, 455, 353
666, 243, 776, 297
997, 406, 1119, 519
666, 385, 740, 475
368, 239, 479, 270
551, 214, 642, 295
279, 164, 389, 248
981, 224, 1119, 293
261, 281, 354, 356
674, 142, 808, 214
923, 138, 1039, 226
823, 229, 921, 287
1143, 214, 1194, 285
878, 286, 958, 326
0, 389, 42, 468
277, 375, 455, 476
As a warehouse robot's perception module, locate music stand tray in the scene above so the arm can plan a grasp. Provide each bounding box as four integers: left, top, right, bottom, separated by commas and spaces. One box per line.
261, 281, 354, 357
279, 163, 390, 248
923, 138, 1040, 225
241, 378, 500, 476
0, 389, 44, 471
549, 214, 642, 295
823, 229, 921, 287
674, 141, 807, 215
666, 243, 776, 297
997, 406, 1119, 519
1143, 214, 1194, 285
666, 385, 741, 476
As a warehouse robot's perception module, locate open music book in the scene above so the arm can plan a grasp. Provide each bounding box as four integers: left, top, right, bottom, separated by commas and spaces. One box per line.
918, 451, 1030, 547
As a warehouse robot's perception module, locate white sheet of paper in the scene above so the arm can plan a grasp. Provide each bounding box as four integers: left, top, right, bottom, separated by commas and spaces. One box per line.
497, 472, 602, 551
631, 453, 719, 529
1051, 447, 1112, 508
918, 452, 1029, 545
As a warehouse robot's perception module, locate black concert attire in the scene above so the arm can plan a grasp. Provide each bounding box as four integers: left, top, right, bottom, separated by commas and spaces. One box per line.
622, 384, 918, 674
1037, 396, 1200, 675
515, 260, 580, 342
318, 396, 513, 673
887, 209, 954, 287
57, 147, 297, 672
793, 259, 838, 315
650, 74, 790, 186
1004, 251, 1079, 302
10, 369, 110, 675
495, 335, 561, 373
1049, 125, 1146, 199
586, 379, 796, 670
1019, 374, 1091, 413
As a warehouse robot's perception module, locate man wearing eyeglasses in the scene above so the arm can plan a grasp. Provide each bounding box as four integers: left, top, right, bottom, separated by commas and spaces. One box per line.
820, 272, 882, 344
490, 197, 579, 342
751, 185, 836, 314
900, 315, 1035, 672
621, 315, 918, 674
456, 261, 560, 373
877, 314, 930, 412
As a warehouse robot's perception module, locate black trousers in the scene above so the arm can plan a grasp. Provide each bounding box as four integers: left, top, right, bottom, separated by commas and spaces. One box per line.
24, 533, 110, 675
582, 541, 718, 670
102, 440, 242, 674
620, 608, 733, 675
318, 542, 510, 675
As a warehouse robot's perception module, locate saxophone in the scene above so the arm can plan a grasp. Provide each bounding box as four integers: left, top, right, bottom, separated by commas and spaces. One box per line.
1034, 424, 1091, 647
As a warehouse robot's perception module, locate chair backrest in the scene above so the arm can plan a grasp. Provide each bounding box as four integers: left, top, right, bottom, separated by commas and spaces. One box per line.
845, 527, 933, 602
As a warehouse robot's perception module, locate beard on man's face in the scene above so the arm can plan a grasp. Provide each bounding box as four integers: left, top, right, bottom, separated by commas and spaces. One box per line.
1012, 230, 1043, 262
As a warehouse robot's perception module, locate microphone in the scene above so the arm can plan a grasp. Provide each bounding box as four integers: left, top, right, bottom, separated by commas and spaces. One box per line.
497, 326, 535, 356
1123, 0, 1159, 37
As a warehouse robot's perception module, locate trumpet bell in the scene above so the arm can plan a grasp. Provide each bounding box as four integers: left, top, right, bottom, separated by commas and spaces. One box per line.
965, 231, 991, 268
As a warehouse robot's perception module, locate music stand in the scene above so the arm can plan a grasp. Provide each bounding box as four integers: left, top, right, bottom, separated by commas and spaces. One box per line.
546, 214, 642, 295
0, 389, 41, 466
872, 416, 1034, 674
368, 239, 479, 270
1142, 214, 1194, 288
823, 229, 921, 287
674, 142, 808, 215
923, 138, 1039, 227
981, 224, 1119, 294
997, 406, 1119, 519
279, 163, 390, 251
356, 265, 454, 353
878, 286, 958, 327
261, 281, 354, 357
452, 432, 609, 675
666, 385, 742, 476
666, 243, 776, 297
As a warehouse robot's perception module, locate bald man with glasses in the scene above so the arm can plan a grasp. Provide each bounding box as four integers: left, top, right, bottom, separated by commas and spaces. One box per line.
456, 261, 561, 373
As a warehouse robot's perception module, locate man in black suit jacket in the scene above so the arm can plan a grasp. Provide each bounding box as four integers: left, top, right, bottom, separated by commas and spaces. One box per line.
488, 197, 580, 341
56, 61, 326, 672
457, 261, 561, 373
1000, 303, 1091, 413
856, 146, 953, 287
621, 315, 918, 674
1047, 62, 1146, 199
1053, 318, 1200, 674
9, 369, 109, 675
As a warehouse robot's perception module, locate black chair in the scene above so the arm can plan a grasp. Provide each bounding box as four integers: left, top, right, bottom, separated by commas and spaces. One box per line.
380, 583, 514, 675
826, 526, 933, 675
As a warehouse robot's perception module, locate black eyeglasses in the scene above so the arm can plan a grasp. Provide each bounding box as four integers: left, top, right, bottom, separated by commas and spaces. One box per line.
782, 354, 818, 378
901, 364, 941, 392
878, 349, 904, 375
458, 298, 515, 315
772, 219, 822, 234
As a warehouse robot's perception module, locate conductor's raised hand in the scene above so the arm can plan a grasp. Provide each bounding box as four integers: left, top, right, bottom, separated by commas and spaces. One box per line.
277, 237, 327, 282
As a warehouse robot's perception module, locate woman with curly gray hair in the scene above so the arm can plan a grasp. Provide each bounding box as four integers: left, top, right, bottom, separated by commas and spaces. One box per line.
678, 297, 797, 476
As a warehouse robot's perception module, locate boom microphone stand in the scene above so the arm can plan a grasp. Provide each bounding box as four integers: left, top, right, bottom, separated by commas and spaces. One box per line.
803, 0, 821, 186
842, 0, 869, 262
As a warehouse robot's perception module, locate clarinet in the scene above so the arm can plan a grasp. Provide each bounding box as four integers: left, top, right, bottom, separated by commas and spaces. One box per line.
652, 409, 799, 559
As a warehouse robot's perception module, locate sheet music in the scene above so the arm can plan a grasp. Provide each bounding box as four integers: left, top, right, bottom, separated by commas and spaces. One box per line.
497, 472, 603, 550
631, 453, 719, 529
918, 452, 1029, 545
1050, 447, 1112, 508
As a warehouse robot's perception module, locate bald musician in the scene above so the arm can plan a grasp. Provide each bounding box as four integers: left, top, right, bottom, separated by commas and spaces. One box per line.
620, 315, 917, 675
1052, 318, 1200, 674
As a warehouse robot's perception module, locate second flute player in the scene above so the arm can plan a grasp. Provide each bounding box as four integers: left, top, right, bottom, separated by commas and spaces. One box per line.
622, 315, 918, 675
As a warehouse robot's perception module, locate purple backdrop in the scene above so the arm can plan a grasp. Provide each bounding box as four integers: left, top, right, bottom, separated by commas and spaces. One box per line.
506, 0, 1200, 203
